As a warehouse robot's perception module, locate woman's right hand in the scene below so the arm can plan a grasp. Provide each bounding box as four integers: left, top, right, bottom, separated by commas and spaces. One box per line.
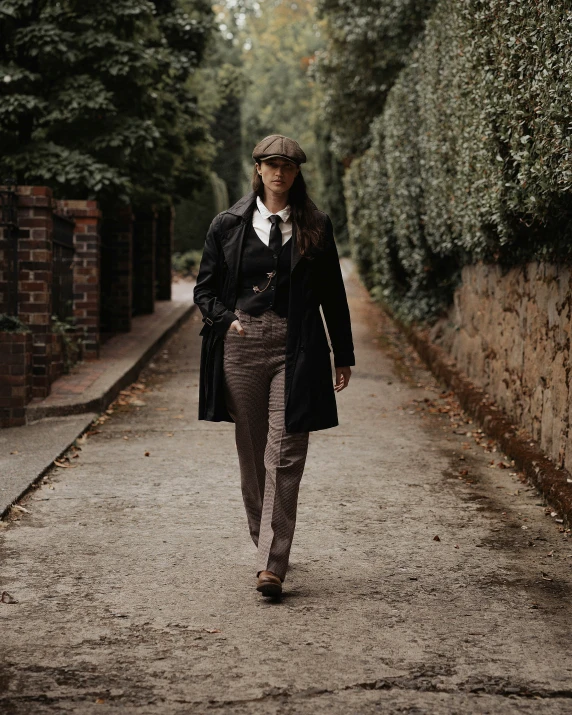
228, 319, 245, 336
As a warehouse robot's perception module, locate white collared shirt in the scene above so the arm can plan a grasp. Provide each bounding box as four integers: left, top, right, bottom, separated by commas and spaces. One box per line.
252, 195, 293, 247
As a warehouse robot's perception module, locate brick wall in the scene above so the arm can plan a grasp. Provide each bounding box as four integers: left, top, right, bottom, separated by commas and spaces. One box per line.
16, 187, 54, 399
0, 332, 33, 427
57, 200, 101, 358
430, 262, 572, 472
0, 224, 17, 316
1, 189, 104, 416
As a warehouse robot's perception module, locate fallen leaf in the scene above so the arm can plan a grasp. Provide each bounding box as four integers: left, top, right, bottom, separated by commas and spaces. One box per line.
12, 505, 29, 514
541, 572, 553, 581
54, 460, 73, 469
433, 535, 441, 542
454, 544, 459, 549
131, 399, 146, 407
144, 451, 150, 457
10, 450, 19, 455
204, 628, 221, 634
1, 591, 18, 604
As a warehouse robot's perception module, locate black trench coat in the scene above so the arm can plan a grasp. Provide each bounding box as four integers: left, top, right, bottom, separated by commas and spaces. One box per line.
193, 191, 355, 433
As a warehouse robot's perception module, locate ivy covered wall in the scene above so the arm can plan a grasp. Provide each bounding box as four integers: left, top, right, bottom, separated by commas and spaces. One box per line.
331, 0, 572, 322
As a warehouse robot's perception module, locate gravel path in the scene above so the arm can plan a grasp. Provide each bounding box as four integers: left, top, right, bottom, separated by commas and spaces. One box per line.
2, 262, 572, 714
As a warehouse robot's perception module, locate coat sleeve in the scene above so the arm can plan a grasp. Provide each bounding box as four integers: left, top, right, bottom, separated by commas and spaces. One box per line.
314, 215, 356, 368
193, 214, 238, 336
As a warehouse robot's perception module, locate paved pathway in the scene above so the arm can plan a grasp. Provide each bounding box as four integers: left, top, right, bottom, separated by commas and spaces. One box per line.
27, 281, 195, 421
1, 262, 572, 714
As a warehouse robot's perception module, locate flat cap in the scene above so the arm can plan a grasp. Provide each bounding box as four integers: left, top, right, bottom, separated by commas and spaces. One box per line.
252, 134, 307, 165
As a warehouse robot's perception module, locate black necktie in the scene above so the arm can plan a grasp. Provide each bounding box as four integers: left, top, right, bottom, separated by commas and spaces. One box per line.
268, 215, 282, 254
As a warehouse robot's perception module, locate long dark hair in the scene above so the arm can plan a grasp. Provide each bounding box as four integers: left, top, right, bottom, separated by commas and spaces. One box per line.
251, 167, 325, 256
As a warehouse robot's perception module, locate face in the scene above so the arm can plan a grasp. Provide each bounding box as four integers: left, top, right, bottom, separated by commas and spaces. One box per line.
256, 158, 300, 196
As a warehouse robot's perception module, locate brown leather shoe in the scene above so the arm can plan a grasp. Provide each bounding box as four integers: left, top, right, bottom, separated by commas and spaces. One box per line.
256, 570, 282, 597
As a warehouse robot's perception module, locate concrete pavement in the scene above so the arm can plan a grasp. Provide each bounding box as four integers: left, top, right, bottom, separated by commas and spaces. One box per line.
1, 262, 572, 713
0, 281, 195, 519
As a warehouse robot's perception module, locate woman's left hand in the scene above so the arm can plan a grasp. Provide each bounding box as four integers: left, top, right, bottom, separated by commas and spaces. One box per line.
334, 367, 352, 392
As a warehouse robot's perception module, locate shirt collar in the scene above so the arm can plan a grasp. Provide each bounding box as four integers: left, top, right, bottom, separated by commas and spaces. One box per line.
256, 195, 291, 223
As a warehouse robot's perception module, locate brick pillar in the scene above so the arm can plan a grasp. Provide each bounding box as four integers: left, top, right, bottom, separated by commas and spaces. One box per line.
100, 206, 133, 334
16, 187, 54, 399
133, 208, 156, 315
57, 200, 101, 358
155, 206, 173, 301
0, 332, 33, 427
0, 225, 15, 315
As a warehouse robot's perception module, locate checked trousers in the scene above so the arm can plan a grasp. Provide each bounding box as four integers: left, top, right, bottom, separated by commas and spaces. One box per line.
223, 308, 310, 581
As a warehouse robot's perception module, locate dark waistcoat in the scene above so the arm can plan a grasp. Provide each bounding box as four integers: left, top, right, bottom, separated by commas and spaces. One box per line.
235, 222, 291, 317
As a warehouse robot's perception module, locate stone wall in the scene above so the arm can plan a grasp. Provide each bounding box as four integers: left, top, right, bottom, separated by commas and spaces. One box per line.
431, 263, 571, 471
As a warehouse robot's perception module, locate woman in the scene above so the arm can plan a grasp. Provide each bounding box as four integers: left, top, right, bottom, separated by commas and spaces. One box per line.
194, 134, 355, 598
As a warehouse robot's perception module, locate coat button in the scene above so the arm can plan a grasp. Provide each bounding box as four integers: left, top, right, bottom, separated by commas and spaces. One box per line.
273, 253, 278, 259
271, 286, 275, 290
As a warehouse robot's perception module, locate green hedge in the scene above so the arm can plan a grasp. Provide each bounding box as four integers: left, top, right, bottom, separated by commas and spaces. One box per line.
315, 0, 435, 159
343, 0, 572, 322
173, 171, 229, 253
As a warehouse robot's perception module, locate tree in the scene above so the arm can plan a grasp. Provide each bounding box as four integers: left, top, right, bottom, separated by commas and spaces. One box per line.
0, 0, 214, 207
315, 0, 435, 160
199, 6, 247, 205
238, 0, 324, 197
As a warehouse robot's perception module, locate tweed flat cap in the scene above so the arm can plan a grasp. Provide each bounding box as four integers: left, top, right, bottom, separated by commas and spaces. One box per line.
252, 134, 307, 165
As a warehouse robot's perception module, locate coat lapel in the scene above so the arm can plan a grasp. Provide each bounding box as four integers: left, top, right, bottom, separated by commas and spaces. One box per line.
221, 193, 256, 290
221, 222, 246, 292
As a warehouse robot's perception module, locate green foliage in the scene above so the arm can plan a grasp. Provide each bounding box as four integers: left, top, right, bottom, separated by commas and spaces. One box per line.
0, 313, 29, 332
238, 0, 325, 197
0, 0, 215, 207
314, 127, 348, 244
342, 0, 572, 323
315, 0, 435, 159
51, 314, 83, 372
172, 248, 203, 275
192, 12, 247, 206
173, 171, 228, 252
